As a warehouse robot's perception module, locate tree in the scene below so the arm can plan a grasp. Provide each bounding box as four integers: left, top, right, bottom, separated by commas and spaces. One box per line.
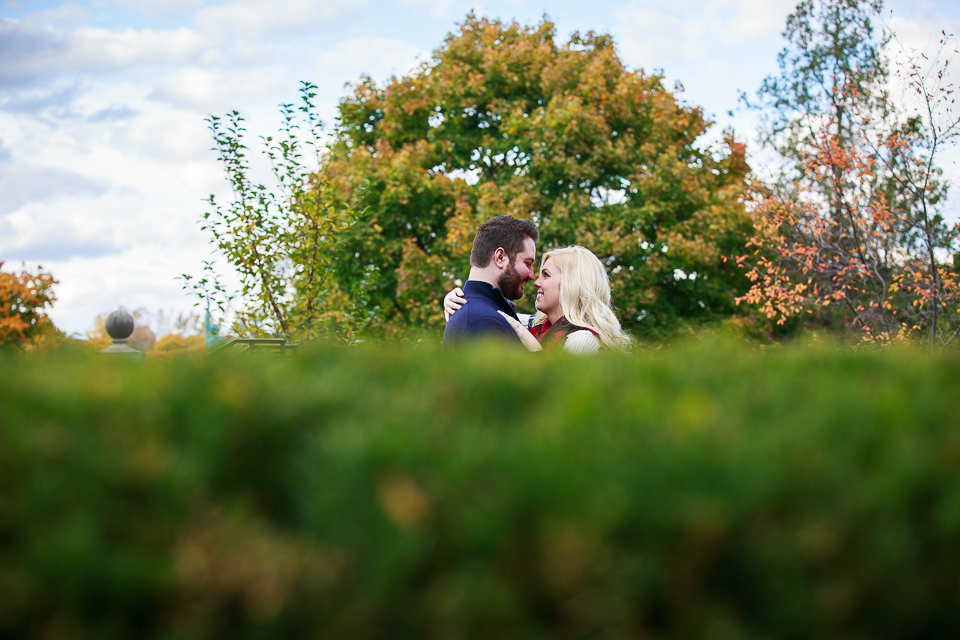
886, 30, 960, 346
0, 262, 58, 349
738, 0, 960, 345
746, 0, 888, 170
186, 82, 374, 343
736, 101, 960, 343
322, 14, 753, 337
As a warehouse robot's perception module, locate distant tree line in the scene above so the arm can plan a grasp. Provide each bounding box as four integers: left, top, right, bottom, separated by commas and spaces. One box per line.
185, 0, 957, 346
6, 0, 957, 351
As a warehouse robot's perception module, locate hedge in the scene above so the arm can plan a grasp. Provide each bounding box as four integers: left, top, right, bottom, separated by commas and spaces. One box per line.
1, 341, 959, 639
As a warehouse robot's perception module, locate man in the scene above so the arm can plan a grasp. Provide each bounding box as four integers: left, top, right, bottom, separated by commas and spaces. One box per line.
442, 215, 539, 346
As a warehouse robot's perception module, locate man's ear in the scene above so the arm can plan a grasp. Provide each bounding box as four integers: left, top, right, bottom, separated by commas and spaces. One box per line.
493, 247, 508, 268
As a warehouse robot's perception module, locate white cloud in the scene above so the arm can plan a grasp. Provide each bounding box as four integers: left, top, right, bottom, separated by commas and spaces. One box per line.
194, 0, 369, 38
27, 3, 91, 29
612, 0, 795, 65
110, 110, 212, 162
2, 168, 219, 334
0, 162, 106, 217
106, 0, 204, 16
312, 36, 426, 93
0, 19, 208, 82
396, 0, 455, 17
149, 65, 288, 111
725, 0, 796, 42
614, 7, 704, 62
42, 244, 211, 336
2, 229, 120, 263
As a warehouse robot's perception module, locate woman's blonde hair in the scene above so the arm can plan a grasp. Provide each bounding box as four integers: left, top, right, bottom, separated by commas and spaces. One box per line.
533, 245, 630, 349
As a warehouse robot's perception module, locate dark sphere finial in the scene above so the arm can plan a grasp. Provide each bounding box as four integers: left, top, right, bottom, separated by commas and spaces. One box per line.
105, 309, 135, 340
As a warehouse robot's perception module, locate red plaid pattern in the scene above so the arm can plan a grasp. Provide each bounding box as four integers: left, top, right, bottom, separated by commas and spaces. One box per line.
529, 316, 599, 350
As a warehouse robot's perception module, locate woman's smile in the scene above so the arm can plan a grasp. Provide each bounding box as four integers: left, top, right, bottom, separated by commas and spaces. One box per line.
533, 257, 562, 322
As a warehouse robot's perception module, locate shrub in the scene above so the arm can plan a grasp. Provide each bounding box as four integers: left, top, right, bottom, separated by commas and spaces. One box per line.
1, 341, 958, 638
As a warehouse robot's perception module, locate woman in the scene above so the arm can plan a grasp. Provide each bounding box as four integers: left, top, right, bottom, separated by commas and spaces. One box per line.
444, 245, 629, 354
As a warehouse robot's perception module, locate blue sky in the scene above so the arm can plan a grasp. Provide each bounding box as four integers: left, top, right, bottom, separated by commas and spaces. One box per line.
2, 0, 959, 335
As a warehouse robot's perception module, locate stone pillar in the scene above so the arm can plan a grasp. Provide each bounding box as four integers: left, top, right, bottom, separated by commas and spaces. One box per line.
99, 309, 146, 359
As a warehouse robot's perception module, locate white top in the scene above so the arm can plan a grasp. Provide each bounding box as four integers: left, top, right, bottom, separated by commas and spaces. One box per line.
517, 313, 535, 328
562, 330, 602, 355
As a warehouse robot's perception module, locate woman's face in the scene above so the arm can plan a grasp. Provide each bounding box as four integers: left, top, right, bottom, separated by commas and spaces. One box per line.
534, 257, 562, 321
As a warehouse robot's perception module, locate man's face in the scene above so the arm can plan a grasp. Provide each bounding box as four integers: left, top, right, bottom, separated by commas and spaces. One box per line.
497, 236, 537, 300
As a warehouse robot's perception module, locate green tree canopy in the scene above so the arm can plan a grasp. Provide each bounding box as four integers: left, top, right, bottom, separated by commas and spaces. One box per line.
322, 14, 752, 338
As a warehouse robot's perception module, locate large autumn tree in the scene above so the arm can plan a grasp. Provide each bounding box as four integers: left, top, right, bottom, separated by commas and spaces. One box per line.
321, 15, 752, 337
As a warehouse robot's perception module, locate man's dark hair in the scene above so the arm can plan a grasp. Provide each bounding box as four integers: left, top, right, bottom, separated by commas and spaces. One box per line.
470, 215, 539, 267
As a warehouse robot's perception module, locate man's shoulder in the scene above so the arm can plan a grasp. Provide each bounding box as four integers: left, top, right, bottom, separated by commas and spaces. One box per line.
442, 279, 522, 346
443, 295, 516, 344
461, 292, 512, 327
445, 305, 513, 334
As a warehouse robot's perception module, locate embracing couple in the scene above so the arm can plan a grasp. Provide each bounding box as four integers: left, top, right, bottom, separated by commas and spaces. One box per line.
442, 215, 629, 354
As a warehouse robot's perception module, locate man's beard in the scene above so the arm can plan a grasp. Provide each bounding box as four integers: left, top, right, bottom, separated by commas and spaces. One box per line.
498, 262, 526, 300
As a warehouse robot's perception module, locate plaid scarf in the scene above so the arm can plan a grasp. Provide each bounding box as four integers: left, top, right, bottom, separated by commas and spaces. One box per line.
529, 316, 599, 350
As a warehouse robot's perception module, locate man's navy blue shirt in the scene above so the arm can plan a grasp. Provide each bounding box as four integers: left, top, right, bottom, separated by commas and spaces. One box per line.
442, 280, 520, 346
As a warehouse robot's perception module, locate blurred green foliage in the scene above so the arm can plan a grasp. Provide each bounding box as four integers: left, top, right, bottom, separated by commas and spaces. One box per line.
1, 342, 959, 638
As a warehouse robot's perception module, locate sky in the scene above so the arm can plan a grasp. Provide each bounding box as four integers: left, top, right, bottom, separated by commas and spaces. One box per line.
2, 0, 959, 336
